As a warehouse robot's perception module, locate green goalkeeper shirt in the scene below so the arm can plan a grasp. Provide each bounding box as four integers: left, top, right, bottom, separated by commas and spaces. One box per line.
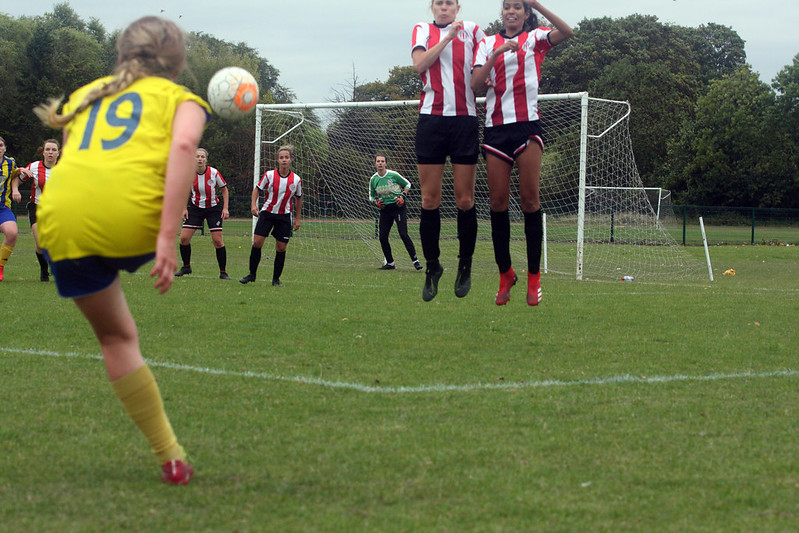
369, 170, 411, 205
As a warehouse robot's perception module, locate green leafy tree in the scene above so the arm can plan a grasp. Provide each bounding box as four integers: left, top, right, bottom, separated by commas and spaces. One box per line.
542, 15, 703, 184
675, 23, 746, 85
12, 4, 112, 163
769, 54, 799, 205
665, 66, 787, 207
176, 32, 294, 195
0, 14, 36, 155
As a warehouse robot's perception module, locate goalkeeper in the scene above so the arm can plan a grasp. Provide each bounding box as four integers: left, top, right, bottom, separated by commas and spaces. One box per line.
369, 154, 422, 271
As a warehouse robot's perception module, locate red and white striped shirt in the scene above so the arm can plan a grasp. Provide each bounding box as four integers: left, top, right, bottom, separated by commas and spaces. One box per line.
190, 166, 226, 208
21, 160, 52, 205
257, 169, 302, 215
412, 20, 485, 117
473, 28, 553, 127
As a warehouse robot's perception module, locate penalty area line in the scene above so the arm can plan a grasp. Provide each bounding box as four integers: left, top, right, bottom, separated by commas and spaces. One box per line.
3, 346, 799, 394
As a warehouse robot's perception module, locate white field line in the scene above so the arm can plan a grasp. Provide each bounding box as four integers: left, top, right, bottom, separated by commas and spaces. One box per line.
4, 346, 798, 394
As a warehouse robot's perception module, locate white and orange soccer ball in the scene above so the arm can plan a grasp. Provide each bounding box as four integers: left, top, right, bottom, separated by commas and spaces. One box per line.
206, 67, 259, 120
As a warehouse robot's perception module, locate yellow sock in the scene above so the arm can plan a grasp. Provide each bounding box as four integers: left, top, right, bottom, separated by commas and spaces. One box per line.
0, 243, 13, 266
111, 365, 186, 465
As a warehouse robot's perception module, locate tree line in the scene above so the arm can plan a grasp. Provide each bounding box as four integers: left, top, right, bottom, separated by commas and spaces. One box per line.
0, 3, 292, 198
1, 5, 797, 208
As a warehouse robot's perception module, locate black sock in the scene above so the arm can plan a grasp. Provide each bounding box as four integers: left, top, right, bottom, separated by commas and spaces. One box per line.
419, 207, 441, 265
248, 247, 262, 275
524, 209, 543, 275
457, 206, 478, 261
273, 251, 286, 281
490, 210, 512, 274
36, 252, 49, 274
215, 246, 227, 272
179, 244, 191, 267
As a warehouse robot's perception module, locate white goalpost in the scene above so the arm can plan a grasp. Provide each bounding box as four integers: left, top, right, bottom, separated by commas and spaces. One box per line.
252, 93, 705, 281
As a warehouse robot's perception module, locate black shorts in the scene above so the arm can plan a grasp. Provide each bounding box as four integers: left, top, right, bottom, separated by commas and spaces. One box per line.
254, 211, 292, 242
27, 202, 38, 226
183, 203, 224, 231
415, 114, 479, 165
482, 120, 545, 164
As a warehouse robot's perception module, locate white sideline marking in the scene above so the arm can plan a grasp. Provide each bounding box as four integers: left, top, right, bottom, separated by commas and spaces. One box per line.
4, 346, 798, 394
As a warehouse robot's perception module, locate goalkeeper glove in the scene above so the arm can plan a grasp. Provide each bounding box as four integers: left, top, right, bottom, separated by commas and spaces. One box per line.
376, 199, 385, 209
395, 196, 405, 207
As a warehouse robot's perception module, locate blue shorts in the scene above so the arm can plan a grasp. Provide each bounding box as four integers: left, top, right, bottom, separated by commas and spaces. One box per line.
43, 251, 155, 299
0, 206, 17, 225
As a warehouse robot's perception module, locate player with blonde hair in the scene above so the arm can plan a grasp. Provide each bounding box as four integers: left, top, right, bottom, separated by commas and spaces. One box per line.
34, 16, 209, 484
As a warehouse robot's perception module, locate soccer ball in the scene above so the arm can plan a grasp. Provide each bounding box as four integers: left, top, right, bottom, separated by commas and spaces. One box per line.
207, 67, 259, 120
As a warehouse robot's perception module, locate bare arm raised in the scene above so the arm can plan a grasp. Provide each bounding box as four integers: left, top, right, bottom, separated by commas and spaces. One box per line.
527, 0, 573, 45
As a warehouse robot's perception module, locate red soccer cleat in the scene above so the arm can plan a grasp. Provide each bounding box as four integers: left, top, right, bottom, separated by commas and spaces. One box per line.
161, 459, 194, 485
495, 267, 517, 306
0, 265, 4, 282
527, 271, 542, 306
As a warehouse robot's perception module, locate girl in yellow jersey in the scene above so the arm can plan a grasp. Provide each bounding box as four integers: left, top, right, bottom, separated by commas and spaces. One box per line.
34, 16, 210, 485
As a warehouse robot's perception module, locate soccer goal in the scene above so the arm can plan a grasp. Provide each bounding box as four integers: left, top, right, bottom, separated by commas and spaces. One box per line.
253, 93, 705, 280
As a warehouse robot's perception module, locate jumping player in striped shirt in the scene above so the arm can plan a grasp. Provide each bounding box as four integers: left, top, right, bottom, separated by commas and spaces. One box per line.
239, 144, 302, 286
11, 138, 60, 281
412, 0, 486, 302
174, 148, 231, 279
471, 0, 572, 306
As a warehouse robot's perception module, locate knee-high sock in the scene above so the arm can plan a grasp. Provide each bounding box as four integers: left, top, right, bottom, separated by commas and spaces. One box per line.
179, 244, 191, 267
248, 246, 262, 276
524, 209, 543, 275
419, 208, 441, 265
215, 245, 227, 271
0, 243, 14, 267
457, 206, 478, 260
490, 210, 512, 274
111, 365, 184, 465
273, 250, 286, 281
36, 251, 49, 274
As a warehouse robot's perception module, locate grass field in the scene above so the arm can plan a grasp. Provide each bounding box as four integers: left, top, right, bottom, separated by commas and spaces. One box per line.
2, 232, 798, 532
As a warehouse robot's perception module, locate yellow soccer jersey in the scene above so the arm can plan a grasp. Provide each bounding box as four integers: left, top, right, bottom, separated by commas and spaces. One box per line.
39, 76, 210, 261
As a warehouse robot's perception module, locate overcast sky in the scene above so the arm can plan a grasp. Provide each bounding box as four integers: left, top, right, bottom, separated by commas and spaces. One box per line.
4, 1, 798, 103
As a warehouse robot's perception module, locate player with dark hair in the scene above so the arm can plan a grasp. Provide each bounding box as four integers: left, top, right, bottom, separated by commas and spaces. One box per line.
471, 0, 572, 305
34, 16, 209, 484
0, 135, 20, 281
174, 147, 232, 279
239, 144, 302, 286
369, 154, 422, 271
412, 0, 486, 301
11, 138, 60, 281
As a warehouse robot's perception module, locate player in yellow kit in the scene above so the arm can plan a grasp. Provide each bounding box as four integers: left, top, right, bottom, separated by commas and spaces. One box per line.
34, 16, 209, 485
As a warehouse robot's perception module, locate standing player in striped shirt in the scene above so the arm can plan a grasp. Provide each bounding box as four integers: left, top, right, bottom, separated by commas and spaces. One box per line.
412, 0, 486, 302
174, 148, 231, 279
471, 0, 572, 306
11, 138, 60, 281
239, 144, 302, 286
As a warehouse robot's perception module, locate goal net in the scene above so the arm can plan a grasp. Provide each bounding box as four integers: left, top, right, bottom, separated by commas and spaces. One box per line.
253, 93, 705, 280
